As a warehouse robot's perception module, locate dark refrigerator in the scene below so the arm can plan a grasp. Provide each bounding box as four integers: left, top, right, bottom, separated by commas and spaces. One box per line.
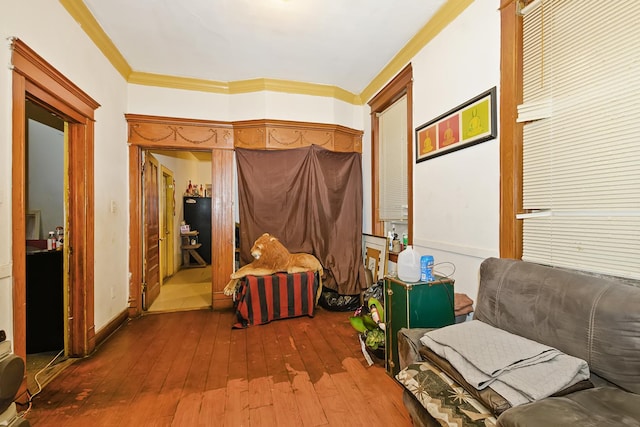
183, 196, 212, 264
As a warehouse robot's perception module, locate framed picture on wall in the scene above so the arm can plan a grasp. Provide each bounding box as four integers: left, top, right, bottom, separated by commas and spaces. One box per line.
26, 210, 41, 240
362, 233, 388, 282
416, 87, 497, 163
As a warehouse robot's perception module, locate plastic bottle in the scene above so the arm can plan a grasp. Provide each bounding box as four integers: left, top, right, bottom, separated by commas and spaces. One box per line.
55, 226, 64, 249
369, 304, 386, 331
397, 245, 421, 282
420, 255, 434, 282
47, 231, 55, 250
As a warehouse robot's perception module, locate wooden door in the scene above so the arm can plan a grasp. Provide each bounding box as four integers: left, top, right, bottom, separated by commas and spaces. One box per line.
143, 153, 161, 309
161, 167, 175, 279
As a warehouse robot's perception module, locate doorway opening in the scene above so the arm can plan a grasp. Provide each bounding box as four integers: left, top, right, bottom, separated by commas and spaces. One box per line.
143, 149, 214, 313
11, 39, 99, 401
125, 113, 235, 317
23, 101, 71, 394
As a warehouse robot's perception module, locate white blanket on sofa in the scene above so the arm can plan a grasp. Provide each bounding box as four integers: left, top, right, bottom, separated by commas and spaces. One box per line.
420, 320, 590, 407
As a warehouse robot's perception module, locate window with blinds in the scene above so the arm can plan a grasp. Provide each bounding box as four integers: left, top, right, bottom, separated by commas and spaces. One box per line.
378, 95, 408, 221
518, 0, 640, 279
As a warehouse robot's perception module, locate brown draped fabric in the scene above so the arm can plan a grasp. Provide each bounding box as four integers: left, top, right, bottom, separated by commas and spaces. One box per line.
236, 145, 366, 295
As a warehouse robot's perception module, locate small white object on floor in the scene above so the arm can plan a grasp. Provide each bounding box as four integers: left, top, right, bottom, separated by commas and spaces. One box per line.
358, 334, 374, 367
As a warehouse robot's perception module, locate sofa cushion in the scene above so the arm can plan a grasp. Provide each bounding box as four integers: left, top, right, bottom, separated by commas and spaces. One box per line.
397, 361, 497, 427
496, 387, 640, 427
475, 257, 640, 393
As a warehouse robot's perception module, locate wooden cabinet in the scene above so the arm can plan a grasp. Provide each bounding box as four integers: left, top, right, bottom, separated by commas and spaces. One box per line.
26, 250, 64, 353
384, 276, 455, 376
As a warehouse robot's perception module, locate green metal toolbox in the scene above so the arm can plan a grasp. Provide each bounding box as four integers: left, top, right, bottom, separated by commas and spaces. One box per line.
384, 275, 455, 377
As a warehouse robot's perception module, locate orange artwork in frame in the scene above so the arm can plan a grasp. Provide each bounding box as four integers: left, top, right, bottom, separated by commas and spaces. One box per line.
415, 87, 496, 163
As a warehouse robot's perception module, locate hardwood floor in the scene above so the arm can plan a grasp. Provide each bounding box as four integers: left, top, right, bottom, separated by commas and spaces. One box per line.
23, 307, 412, 426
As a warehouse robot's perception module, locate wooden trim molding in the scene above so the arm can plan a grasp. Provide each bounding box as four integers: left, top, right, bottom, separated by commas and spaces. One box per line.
94, 309, 129, 347
367, 64, 414, 239
11, 38, 99, 119
127, 145, 143, 317
11, 38, 99, 400
125, 114, 234, 150
210, 149, 235, 310
233, 119, 363, 153
499, 0, 524, 259
125, 115, 236, 314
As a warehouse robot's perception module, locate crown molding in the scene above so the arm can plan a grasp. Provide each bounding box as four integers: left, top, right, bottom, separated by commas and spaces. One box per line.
126, 73, 361, 104
60, 0, 465, 106
228, 79, 361, 105
59, 0, 132, 79
359, 0, 474, 103
128, 71, 230, 93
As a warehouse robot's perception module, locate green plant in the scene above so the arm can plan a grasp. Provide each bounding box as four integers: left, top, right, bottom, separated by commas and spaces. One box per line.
349, 297, 385, 350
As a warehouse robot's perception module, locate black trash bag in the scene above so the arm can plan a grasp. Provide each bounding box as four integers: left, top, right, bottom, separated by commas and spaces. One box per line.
318, 287, 361, 312
362, 279, 384, 306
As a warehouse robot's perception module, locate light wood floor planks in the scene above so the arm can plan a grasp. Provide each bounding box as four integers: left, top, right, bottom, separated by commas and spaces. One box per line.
23, 307, 412, 426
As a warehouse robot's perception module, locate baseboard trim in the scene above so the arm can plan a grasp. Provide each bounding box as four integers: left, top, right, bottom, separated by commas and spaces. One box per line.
94, 309, 129, 348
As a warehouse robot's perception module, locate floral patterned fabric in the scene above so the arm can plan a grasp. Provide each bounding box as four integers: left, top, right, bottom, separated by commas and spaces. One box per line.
396, 361, 497, 427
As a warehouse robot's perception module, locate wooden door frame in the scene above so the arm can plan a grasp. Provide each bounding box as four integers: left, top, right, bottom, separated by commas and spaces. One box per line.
126, 114, 236, 316
499, 0, 524, 259
367, 64, 414, 241
11, 39, 99, 373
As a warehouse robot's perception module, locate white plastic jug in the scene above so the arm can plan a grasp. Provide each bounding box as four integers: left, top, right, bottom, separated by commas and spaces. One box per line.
397, 245, 421, 282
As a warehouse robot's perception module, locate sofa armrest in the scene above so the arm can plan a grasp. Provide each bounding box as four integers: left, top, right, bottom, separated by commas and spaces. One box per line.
397, 328, 433, 369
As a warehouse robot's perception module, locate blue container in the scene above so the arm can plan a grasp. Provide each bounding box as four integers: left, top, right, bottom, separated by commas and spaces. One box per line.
420, 255, 434, 282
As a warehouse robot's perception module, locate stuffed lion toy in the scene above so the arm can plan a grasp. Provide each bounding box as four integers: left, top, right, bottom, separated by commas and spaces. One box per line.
223, 233, 324, 304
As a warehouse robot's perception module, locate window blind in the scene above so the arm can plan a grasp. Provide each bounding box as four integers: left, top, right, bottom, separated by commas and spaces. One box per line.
519, 0, 640, 279
378, 95, 408, 221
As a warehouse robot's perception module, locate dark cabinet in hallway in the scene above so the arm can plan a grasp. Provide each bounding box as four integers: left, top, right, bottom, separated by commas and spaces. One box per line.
26, 249, 64, 354
183, 196, 212, 265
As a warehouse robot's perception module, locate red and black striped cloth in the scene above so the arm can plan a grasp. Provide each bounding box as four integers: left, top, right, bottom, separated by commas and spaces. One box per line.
233, 271, 318, 328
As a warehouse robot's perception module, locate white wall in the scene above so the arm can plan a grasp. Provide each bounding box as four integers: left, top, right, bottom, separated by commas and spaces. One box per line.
0, 0, 130, 341
411, 0, 500, 300
128, 85, 363, 129
27, 120, 64, 238
363, 0, 501, 300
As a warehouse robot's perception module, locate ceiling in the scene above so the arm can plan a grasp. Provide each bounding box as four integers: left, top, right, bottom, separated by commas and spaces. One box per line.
80, 0, 448, 96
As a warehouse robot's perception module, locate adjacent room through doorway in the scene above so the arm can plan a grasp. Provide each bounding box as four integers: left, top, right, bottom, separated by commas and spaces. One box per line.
143, 149, 215, 313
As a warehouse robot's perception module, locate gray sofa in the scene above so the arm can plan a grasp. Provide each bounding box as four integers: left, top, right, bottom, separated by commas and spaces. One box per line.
396, 257, 640, 426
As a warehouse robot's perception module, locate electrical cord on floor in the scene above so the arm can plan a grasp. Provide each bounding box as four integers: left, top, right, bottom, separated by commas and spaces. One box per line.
19, 349, 65, 418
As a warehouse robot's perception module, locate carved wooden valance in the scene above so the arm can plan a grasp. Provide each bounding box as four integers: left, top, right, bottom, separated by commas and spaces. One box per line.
233, 119, 362, 153
125, 115, 362, 153
125, 114, 234, 149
